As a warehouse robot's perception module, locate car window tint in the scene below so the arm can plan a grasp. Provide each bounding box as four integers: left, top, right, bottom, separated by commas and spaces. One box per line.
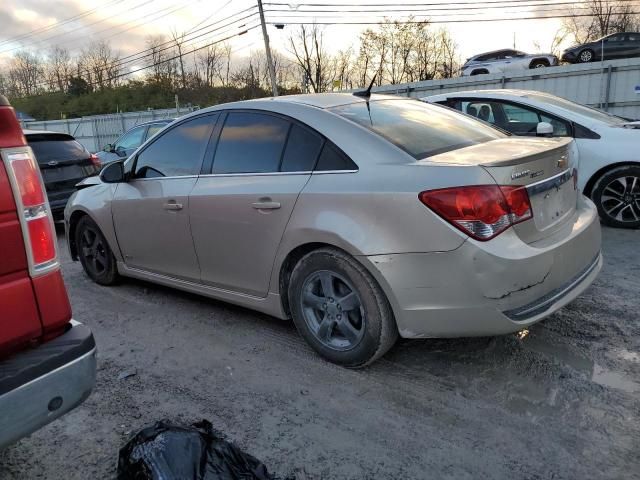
462, 101, 495, 123
606, 35, 623, 42
628, 33, 639, 41
315, 141, 357, 171
27, 134, 88, 164
146, 124, 166, 140
117, 127, 145, 150
213, 112, 289, 174
539, 114, 570, 136
134, 116, 213, 178
280, 124, 324, 172
502, 103, 540, 123
330, 99, 504, 160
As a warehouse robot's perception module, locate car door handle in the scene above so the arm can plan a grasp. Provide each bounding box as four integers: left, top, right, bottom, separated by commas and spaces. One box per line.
163, 201, 183, 211
252, 200, 281, 210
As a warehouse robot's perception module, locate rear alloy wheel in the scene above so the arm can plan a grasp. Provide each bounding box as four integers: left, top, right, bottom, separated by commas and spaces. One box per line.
288, 248, 398, 367
579, 49, 594, 63
75, 216, 119, 285
591, 165, 640, 228
530, 60, 549, 69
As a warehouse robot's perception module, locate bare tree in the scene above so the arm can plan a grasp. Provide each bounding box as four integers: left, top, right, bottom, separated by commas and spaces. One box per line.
80, 41, 121, 89
45, 46, 72, 92
288, 25, 332, 93
196, 44, 222, 87
171, 30, 188, 89
8, 51, 44, 96
564, 0, 640, 43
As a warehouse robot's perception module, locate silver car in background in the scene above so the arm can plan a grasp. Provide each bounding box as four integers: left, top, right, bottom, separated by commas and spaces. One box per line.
65, 94, 601, 367
461, 49, 559, 76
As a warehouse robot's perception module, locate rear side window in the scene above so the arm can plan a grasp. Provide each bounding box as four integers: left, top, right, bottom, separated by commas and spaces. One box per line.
280, 124, 324, 172
213, 112, 289, 174
134, 115, 214, 178
330, 99, 504, 160
26, 134, 88, 164
316, 142, 357, 171
146, 123, 167, 140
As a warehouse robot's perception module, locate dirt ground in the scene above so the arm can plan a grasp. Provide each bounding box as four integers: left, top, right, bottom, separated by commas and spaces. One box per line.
1, 226, 638, 479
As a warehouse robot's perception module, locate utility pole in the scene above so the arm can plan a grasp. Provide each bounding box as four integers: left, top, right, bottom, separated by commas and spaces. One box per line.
257, 0, 279, 96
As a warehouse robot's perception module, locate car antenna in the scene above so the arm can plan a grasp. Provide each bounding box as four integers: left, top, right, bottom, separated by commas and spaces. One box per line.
353, 74, 377, 98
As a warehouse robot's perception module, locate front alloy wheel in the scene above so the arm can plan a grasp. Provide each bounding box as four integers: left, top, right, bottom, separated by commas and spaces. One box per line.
592, 166, 640, 228
579, 49, 594, 62
75, 216, 119, 284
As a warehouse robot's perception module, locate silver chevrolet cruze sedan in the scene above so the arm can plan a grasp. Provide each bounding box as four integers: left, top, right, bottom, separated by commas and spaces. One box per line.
65, 93, 602, 367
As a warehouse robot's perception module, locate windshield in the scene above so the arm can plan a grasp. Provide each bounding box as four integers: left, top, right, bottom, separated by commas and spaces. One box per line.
329, 99, 504, 160
527, 93, 626, 125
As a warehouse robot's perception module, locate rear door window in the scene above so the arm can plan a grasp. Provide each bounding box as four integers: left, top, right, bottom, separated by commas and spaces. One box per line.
330, 99, 503, 160
134, 115, 214, 178
315, 142, 357, 171
212, 112, 290, 174
280, 124, 324, 172
26, 134, 88, 164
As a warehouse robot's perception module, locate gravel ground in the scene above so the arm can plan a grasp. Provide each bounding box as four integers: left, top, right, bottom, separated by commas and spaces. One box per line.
1, 226, 639, 479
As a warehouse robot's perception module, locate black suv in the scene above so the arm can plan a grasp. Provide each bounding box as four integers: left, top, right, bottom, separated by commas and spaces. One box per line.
24, 130, 101, 218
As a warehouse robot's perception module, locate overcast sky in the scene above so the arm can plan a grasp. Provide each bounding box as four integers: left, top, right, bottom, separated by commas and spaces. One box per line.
0, 0, 569, 68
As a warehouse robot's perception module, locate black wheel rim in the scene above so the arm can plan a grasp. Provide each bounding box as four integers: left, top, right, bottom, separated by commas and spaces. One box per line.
80, 226, 108, 276
600, 175, 640, 223
300, 270, 366, 351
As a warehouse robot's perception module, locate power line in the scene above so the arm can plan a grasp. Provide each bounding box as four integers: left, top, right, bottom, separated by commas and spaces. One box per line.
0, 0, 126, 47
266, 0, 640, 6
266, 10, 640, 24
264, 1, 640, 14
0, 0, 157, 54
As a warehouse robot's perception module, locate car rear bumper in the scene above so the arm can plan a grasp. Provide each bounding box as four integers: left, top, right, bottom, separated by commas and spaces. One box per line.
361, 195, 602, 338
0, 321, 96, 449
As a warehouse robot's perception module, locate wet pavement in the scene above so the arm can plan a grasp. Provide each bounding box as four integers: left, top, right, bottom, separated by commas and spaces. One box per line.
1, 226, 638, 479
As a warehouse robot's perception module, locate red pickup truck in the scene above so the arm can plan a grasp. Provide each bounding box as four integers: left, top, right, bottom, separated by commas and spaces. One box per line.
0, 95, 96, 448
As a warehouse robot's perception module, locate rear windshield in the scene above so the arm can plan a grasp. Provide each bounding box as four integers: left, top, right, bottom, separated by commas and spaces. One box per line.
329, 99, 504, 159
26, 134, 89, 164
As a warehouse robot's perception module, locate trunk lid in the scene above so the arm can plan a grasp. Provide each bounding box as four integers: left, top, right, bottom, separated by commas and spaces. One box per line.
427, 137, 577, 243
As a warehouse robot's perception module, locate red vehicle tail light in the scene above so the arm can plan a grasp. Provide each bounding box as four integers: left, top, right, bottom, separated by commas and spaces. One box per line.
9, 153, 45, 207
419, 185, 532, 241
90, 153, 101, 168
27, 215, 56, 265
3, 151, 58, 273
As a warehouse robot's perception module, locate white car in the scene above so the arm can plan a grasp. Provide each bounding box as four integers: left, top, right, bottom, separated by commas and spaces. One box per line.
423, 89, 640, 228
460, 49, 559, 76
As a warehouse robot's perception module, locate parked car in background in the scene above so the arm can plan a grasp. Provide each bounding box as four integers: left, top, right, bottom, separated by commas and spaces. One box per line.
461, 49, 558, 76
66, 93, 600, 367
24, 130, 101, 219
561, 32, 640, 63
0, 96, 96, 449
423, 89, 640, 228
96, 119, 174, 164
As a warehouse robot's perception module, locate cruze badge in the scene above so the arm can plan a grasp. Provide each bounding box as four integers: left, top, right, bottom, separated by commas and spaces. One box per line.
511, 169, 531, 180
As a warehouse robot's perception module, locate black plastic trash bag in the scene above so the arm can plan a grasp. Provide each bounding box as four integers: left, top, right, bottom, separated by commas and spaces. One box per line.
117, 420, 279, 480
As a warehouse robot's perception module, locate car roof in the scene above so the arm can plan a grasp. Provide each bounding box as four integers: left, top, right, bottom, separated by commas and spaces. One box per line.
423, 89, 550, 103
194, 93, 407, 114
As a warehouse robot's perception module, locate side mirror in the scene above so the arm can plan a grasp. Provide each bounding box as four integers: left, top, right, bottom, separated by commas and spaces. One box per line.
536, 121, 554, 137
100, 160, 125, 183
104, 143, 114, 153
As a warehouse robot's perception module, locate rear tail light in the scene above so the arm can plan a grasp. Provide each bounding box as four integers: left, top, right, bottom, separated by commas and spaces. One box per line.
90, 153, 101, 168
2, 150, 58, 273
419, 185, 533, 241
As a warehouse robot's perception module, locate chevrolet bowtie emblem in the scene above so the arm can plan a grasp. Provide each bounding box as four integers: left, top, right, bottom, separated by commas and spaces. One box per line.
557, 156, 568, 169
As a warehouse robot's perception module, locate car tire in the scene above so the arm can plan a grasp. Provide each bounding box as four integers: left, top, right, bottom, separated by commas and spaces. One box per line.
591, 165, 640, 229
288, 248, 398, 368
75, 216, 119, 285
530, 60, 549, 68
579, 49, 594, 63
